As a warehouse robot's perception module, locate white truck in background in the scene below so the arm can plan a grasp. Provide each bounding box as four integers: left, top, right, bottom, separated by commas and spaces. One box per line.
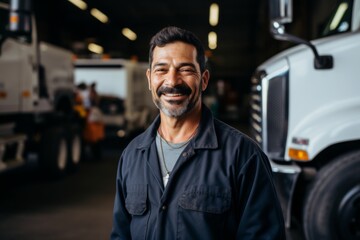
74, 58, 157, 141
0, 0, 82, 177
250, 0, 360, 239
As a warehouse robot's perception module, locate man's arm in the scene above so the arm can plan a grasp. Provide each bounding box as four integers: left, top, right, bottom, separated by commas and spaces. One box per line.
236, 150, 286, 239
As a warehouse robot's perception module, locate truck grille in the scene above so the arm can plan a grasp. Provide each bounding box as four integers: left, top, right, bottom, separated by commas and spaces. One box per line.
250, 69, 289, 160
250, 71, 264, 146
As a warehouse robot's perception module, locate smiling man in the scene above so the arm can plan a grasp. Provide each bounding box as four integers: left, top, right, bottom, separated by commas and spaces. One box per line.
110, 26, 285, 240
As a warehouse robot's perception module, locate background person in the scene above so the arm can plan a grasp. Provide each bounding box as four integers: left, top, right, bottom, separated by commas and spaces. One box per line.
89, 82, 100, 107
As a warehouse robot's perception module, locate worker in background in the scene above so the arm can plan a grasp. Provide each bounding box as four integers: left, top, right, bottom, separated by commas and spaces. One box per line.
74, 82, 88, 119
76, 82, 91, 110
84, 82, 104, 160
110, 26, 285, 239
75, 82, 104, 160
89, 82, 99, 107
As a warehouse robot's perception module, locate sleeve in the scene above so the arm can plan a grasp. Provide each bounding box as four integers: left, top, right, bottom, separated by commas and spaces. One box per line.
110, 154, 132, 240
236, 149, 286, 239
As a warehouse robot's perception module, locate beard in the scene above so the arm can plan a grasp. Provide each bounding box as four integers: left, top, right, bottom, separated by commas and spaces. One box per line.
153, 83, 201, 118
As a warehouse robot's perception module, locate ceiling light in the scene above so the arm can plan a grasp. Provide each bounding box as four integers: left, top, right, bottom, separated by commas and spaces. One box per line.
209, 3, 219, 26
67, 0, 87, 10
122, 28, 137, 41
88, 43, 103, 54
90, 8, 109, 23
329, 2, 348, 30
208, 31, 217, 50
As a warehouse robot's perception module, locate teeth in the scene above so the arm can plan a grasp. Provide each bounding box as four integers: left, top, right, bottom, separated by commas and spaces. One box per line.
164, 93, 182, 97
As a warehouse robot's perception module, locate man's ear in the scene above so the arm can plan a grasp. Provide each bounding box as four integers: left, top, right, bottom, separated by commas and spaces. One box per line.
201, 70, 210, 91
146, 68, 151, 90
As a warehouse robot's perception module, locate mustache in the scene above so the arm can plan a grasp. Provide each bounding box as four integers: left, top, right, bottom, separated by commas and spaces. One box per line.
157, 84, 192, 97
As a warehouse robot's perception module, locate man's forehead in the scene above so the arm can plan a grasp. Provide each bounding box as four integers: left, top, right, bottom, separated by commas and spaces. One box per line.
152, 42, 198, 65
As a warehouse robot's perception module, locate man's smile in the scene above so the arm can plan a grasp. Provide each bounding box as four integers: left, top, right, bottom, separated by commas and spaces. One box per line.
157, 85, 192, 98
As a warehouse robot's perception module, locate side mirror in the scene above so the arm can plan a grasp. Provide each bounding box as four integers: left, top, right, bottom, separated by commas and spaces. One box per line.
269, 0, 293, 24
9, 0, 32, 36
269, 0, 292, 36
268, 0, 333, 70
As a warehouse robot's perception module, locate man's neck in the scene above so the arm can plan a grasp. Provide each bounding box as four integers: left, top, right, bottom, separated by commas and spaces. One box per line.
159, 106, 201, 143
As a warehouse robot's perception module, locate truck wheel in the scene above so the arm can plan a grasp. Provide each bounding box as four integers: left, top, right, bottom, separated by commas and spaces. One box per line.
40, 127, 68, 178
66, 125, 82, 172
303, 150, 360, 240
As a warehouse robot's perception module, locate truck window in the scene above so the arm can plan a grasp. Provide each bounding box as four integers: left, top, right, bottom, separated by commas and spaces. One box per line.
0, 4, 9, 44
0, 1, 32, 44
322, 0, 354, 37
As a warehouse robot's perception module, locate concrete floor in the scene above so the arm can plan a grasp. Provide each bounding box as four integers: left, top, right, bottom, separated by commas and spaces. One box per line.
0, 140, 304, 240
0, 147, 122, 240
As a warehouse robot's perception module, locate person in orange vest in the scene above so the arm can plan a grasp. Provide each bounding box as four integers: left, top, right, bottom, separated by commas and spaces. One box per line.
83, 82, 104, 160
74, 82, 88, 119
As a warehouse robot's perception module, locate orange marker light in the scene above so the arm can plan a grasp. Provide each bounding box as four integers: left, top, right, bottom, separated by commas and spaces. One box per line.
22, 90, 31, 98
10, 15, 19, 24
289, 148, 309, 161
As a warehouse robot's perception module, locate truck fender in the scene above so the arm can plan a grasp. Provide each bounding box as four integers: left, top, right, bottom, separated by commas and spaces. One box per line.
288, 97, 360, 160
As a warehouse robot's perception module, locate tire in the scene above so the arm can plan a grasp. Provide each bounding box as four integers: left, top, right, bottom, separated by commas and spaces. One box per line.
303, 150, 360, 240
66, 124, 82, 172
39, 127, 68, 178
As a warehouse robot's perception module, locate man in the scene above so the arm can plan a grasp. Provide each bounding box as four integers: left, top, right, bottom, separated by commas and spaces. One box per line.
110, 26, 285, 239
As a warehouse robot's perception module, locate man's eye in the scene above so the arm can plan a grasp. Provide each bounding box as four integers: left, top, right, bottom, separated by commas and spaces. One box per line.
180, 68, 195, 73
154, 68, 167, 73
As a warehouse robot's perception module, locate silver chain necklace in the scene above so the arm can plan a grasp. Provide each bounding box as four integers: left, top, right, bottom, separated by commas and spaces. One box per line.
158, 126, 198, 149
158, 135, 171, 182
158, 126, 198, 184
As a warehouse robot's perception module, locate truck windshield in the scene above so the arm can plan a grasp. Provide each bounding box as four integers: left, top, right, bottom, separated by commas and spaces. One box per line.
321, 0, 354, 37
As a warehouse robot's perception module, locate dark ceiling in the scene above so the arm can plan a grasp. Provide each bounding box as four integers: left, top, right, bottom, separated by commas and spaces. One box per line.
33, 0, 274, 81
32, 0, 337, 86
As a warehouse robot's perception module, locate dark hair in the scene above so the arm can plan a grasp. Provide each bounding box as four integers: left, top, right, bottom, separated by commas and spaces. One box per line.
149, 26, 206, 73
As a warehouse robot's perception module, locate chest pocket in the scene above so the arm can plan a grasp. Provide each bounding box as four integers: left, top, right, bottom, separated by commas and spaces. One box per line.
125, 184, 147, 215
178, 185, 231, 214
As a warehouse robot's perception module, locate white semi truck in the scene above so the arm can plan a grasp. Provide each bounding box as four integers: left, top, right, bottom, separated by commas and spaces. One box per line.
74, 59, 157, 141
250, 0, 360, 239
0, 0, 82, 177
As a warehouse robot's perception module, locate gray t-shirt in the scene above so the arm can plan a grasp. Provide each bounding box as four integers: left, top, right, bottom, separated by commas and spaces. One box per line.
156, 132, 189, 186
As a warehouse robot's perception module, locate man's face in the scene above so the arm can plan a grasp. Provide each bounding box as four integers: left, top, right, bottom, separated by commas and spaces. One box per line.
146, 41, 209, 118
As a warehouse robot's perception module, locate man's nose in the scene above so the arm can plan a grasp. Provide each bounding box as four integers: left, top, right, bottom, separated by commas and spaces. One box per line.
164, 68, 182, 86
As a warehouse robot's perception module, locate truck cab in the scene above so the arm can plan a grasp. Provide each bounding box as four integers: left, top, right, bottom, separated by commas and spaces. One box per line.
0, 0, 82, 177
250, 0, 360, 239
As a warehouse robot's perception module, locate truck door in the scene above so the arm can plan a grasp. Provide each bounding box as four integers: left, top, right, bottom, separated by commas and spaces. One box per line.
0, 4, 37, 113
